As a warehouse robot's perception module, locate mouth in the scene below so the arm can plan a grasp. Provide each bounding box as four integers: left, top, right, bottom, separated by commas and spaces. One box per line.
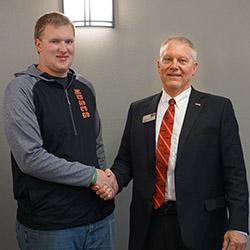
167, 74, 181, 77
57, 56, 69, 61
57, 56, 69, 64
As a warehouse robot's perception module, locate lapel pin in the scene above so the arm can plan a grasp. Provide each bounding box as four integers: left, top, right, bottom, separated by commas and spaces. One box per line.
195, 102, 202, 107
142, 113, 156, 123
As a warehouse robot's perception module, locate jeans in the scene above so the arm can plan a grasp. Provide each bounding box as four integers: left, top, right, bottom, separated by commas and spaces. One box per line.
16, 213, 115, 250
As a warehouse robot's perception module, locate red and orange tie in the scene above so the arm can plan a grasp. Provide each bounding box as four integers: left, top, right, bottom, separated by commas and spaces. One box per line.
153, 98, 175, 209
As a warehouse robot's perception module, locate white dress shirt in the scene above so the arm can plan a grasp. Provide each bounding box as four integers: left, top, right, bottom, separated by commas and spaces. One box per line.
155, 87, 191, 201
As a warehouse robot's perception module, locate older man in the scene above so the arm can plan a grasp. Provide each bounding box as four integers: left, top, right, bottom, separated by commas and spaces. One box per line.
97, 36, 249, 250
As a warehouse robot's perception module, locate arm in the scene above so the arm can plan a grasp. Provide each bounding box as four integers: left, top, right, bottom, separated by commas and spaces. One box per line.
3, 77, 95, 187
95, 109, 107, 169
111, 104, 134, 191
220, 99, 249, 248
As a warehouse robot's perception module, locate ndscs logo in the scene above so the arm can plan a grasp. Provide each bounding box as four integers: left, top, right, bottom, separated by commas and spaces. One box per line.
73, 89, 90, 119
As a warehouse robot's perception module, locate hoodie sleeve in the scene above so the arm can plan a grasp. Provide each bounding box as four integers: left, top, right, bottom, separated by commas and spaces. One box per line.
77, 74, 107, 169
95, 109, 107, 169
3, 76, 95, 187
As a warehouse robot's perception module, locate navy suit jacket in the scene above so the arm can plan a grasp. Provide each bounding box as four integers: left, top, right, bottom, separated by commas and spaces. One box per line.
112, 88, 249, 250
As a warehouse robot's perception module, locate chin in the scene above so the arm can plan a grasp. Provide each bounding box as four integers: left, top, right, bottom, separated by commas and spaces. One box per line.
167, 82, 182, 89
57, 65, 70, 71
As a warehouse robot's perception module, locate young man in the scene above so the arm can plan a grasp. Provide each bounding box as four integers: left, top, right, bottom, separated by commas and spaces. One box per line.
96, 36, 249, 250
4, 11, 116, 250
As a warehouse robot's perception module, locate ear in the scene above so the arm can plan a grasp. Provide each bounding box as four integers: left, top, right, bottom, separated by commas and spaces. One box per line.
157, 60, 161, 73
35, 38, 42, 53
192, 62, 198, 76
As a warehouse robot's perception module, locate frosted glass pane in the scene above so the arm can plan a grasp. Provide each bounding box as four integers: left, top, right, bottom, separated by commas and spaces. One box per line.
63, 0, 113, 27
63, 0, 85, 22
90, 0, 113, 21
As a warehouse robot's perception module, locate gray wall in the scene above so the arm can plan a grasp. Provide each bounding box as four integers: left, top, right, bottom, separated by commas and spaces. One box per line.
0, 0, 249, 249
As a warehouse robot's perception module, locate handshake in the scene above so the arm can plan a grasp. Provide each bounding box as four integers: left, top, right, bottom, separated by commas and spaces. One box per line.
91, 168, 119, 200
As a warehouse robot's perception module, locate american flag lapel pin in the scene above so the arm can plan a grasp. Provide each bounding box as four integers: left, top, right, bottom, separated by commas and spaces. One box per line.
195, 102, 201, 107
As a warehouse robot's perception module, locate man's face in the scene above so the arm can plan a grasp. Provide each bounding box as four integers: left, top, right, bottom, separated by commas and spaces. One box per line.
157, 41, 198, 97
35, 24, 75, 77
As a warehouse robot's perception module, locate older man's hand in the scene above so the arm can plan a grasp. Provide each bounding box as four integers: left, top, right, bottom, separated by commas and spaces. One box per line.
222, 230, 247, 250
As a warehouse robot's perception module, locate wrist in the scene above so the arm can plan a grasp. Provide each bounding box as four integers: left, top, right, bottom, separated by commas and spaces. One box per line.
91, 168, 97, 185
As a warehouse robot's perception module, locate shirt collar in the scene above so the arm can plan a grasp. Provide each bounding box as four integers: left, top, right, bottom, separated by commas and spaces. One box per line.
161, 87, 191, 108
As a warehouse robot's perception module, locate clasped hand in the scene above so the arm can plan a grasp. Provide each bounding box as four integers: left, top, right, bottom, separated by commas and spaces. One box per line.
91, 169, 118, 200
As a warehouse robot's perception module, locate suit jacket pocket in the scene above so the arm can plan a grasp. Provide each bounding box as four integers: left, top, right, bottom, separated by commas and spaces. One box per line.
204, 196, 226, 211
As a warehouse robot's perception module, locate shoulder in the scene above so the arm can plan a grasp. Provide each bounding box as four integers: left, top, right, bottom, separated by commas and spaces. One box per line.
130, 93, 161, 108
75, 74, 96, 96
5, 74, 38, 100
192, 88, 231, 105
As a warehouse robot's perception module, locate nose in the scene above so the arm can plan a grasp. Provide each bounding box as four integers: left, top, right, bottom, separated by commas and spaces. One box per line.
58, 41, 67, 52
169, 59, 178, 70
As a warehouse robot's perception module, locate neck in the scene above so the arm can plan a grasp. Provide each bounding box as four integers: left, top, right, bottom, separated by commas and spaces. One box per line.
36, 64, 68, 77
164, 84, 191, 98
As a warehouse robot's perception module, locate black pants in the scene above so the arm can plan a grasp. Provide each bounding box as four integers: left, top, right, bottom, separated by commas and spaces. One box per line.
144, 201, 188, 250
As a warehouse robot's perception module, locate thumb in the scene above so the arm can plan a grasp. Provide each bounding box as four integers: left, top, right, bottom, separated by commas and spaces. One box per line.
91, 185, 100, 191
105, 168, 112, 177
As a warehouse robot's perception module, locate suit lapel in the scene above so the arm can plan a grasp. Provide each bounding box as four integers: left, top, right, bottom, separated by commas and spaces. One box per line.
142, 89, 205, 171
177, 88, 206, 159
143, 93, 162, 169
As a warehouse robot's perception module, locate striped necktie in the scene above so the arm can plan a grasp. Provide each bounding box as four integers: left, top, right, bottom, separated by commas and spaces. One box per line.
153, 98, 175, 209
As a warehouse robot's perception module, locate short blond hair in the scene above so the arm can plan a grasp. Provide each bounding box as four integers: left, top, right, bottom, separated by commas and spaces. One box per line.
34, 11, 75, 39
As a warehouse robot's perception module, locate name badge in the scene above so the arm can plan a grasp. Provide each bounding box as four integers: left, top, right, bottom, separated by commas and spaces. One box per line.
142, 113, 156, 123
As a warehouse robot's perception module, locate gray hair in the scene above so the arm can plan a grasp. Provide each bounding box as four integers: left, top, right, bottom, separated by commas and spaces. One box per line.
159, 36, 197, 62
